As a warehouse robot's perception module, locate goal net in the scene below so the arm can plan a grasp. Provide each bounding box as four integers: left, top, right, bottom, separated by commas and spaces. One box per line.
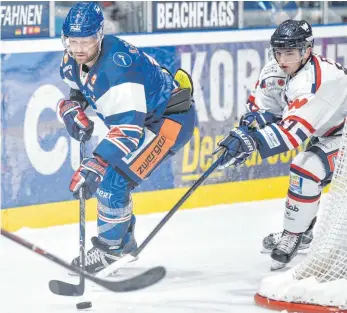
255, 120, 347, 313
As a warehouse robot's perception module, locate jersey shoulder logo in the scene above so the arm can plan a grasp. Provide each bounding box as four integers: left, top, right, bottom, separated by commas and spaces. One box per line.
113, 52, 132, 67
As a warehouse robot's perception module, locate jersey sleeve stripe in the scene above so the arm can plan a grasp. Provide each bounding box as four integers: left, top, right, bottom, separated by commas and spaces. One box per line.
118, 125, 143, 134
278, 125, 299, 148
127, 137, 140, 146
295, 128, 308, 142
283, 115, 316, 133
105, 137, 130, 155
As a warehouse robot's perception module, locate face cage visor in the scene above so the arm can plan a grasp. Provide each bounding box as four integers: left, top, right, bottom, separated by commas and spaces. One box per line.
62, 29, 103, 59
269, 45, 312, 64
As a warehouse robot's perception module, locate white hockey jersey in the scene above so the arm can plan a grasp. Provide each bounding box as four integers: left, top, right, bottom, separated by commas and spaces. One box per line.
247, 54, 347, 158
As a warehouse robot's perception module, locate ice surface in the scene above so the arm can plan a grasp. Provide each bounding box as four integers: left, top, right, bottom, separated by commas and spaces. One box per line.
0, 198, 309, 313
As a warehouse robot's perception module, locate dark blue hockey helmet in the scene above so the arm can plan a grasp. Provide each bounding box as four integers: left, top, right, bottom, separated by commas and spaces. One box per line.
269, 19, 314, 64
271, 19, 314, 50
62, 2, 104, 38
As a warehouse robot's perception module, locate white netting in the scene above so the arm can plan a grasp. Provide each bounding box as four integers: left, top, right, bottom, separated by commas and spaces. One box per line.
257, 121, 347, 310
293, 124, 347, 283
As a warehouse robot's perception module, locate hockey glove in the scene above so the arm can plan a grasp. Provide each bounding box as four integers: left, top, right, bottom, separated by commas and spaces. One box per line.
239, 111, 280, 129
59, 99, 94, 143
70, 156, 108, 200
214, 126, 257, 168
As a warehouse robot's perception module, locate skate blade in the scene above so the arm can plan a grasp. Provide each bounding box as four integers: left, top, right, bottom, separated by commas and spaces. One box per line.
270, 260, 287, 271
261, 247, 310, 254
260, 247, 273, 254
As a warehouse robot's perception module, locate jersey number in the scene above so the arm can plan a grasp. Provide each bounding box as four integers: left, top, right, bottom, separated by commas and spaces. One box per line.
280, 119, 298, 132
318, 55, 347, 75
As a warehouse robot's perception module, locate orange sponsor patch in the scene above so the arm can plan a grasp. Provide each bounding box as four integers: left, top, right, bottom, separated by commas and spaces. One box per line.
288, 98, 308, 111
91, 74, 97, 85
129, 119, 182, 179
64, 53, 69, 64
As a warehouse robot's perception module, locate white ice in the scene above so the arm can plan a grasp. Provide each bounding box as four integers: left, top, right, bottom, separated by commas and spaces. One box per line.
0, 197, 310, 313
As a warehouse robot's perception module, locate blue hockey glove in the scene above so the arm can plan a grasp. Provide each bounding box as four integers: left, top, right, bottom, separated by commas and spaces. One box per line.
239, 111, 280, 129
214, 126, 257, 168
69, 156, 108, 200
59, 99, 94, 143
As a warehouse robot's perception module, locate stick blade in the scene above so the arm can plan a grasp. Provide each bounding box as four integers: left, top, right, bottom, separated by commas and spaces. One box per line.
91, 266, 166, 292
49, 280, 84, 296
49, 266, 166, 295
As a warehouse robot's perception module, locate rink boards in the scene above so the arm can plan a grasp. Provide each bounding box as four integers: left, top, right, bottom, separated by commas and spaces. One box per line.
1, 25, 346, 230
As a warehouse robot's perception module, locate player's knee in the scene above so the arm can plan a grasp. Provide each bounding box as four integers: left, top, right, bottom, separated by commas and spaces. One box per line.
290, 151, 326, 183
288, 151, 326, 197
96, 169, 133, 205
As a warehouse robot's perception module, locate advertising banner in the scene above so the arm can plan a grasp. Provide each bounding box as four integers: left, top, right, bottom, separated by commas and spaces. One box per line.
0, 1, 50, 39
152, 1, 238, 32
2, 34, 347, 209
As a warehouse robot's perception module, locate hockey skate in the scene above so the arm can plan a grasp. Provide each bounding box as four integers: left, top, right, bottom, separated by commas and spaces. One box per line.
71, 232, 137, 276
261, 217, 316, 253
270, 230, 303, 271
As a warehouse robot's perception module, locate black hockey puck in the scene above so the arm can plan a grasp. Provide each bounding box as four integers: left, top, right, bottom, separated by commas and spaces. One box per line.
76, 301, 92, 310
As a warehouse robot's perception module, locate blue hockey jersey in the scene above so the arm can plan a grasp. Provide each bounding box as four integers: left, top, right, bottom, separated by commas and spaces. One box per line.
60, 35, 177, 168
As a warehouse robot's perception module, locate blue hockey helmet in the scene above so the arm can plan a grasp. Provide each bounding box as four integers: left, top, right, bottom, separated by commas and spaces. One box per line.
62, 2, 104, 38
62, 2, 104, 61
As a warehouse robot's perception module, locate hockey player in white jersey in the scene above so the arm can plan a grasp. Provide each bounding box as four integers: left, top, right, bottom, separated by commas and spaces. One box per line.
214, 19, 347, 270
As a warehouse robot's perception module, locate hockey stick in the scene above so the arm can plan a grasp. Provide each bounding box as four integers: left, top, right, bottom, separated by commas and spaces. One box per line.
48, 138, 87, 296
96, 155, 224, 277
1, 228, 166, 293
78, 141, 86, 293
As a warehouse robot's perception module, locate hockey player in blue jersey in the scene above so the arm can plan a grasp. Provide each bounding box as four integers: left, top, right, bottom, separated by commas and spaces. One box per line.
59, 2, 196, 274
